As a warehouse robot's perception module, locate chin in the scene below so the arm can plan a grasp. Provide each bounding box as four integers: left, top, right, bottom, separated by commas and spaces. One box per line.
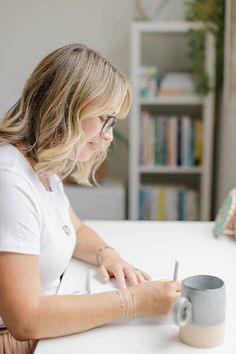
77, 156, 91, 162
68, 152, 90, 162
76, 152, 94, 162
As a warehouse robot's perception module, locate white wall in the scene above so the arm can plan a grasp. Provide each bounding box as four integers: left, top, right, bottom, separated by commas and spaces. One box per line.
0, 0, 135, 112
216, 104, 236, 210
0, 0, 138, 180
0, 0, 186, 182
215, 2, 236, 213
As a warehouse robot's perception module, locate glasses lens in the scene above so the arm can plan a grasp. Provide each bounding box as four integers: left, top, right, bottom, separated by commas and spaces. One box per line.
102, 116, 117, 134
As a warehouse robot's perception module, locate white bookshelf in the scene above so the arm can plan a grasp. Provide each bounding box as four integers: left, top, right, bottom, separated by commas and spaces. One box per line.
129, 21, 215, 221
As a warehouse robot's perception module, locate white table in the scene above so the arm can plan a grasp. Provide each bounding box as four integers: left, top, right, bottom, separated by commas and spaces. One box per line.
34, 221, 236, 353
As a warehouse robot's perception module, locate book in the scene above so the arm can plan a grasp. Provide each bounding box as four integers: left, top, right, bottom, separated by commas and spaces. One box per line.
158, 72, 195, 96
181, 116, 192, 166
194, 119, 203, 165
167, 116, 177, 166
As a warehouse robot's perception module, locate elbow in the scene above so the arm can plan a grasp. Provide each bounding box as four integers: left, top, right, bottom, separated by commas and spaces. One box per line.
4, 313, 39, 341
8, 322, 38, 341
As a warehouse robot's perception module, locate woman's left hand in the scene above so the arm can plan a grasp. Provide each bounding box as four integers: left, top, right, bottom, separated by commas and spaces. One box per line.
97, 248, 151, 288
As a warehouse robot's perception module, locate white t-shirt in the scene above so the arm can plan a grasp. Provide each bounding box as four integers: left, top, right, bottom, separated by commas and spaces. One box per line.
0, 143, 76, 327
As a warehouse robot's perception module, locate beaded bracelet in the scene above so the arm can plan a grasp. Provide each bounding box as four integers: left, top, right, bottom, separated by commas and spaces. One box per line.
96, 245, 116, 265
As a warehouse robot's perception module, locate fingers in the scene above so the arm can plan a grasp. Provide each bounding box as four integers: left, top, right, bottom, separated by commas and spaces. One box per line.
167, 280, 182, 293
99, 265, 150, 288
98, 264, 126, 289
136, 271, 146, 283
162, 280, 182, 296
139, 270, 152, 281
159, 279, 181, 290
124, 266, 139, 286
124, 266, 151, 286
98, 264, 110, 283
112, 267, 127, 289
173, 280, 182, 292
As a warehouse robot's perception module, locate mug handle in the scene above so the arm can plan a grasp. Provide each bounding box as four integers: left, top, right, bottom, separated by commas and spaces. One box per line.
172, 296, 192, 327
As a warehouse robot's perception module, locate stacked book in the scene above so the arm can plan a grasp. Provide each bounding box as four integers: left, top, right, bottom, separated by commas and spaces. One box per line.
140, 111, 202, 166
158, 72, 195, 96
139, 185, 199, 221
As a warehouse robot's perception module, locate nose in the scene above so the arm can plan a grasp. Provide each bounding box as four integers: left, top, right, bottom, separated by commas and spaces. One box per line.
100, 127, 113, 142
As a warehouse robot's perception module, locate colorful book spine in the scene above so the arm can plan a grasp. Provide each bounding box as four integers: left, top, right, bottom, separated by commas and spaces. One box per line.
139, 185, 199, 221
177, 118, 182, 166
195, 120, 203, 165
167, 116, 177, 166
140, 112, 203, 167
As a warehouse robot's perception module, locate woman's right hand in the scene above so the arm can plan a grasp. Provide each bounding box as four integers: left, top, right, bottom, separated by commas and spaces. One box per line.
134, 280, 181, 317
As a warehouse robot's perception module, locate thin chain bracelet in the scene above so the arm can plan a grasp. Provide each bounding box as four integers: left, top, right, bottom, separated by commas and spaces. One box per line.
127, 287, 137, 317
96, 246, 116, 265
121, 288, 129, 319
116, 290, 126, 320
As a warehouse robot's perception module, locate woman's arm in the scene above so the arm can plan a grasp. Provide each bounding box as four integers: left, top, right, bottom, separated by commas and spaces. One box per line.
69, 207, 151, 288
0, 252, 124, 340
0, 252, 180, 341
70, 207, 112, 265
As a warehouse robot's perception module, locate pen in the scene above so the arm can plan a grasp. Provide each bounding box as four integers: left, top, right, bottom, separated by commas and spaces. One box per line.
173, 260, 179, 281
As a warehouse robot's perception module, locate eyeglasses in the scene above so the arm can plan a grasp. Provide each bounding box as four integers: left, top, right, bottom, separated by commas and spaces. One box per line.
99, 115, 118, 135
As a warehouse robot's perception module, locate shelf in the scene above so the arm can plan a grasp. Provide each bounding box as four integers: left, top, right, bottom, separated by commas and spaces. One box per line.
132, 21, 205, 33
129, 21, 215, 221
139, 95, 203, 106
139, 166, 203, 174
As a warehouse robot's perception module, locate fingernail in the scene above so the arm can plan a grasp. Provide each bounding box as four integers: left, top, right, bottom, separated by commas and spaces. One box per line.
103, 277, 108, 282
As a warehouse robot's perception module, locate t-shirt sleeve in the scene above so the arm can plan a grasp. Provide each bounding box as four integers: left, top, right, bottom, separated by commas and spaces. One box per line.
0, 172, 41, 255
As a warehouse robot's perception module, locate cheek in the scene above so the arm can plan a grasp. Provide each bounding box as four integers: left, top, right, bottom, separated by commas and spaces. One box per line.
82, 119, 101, 137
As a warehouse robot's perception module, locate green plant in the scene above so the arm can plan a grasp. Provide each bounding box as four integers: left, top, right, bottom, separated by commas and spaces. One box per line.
185, 0, 225, 95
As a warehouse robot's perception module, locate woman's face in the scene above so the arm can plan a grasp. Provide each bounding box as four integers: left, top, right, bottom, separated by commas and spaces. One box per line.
74, 115, 115, 161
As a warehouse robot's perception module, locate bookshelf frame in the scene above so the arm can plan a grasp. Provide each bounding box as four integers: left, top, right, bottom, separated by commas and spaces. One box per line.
129, 21, 216, 221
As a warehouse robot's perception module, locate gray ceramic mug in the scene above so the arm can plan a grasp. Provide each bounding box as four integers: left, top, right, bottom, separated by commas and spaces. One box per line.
172, 275, 226, 348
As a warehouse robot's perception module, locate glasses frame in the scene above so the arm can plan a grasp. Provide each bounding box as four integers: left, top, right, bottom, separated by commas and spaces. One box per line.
99, 115, 118, 135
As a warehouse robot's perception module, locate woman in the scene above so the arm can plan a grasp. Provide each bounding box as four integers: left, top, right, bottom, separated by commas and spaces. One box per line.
0, 44, 180, 353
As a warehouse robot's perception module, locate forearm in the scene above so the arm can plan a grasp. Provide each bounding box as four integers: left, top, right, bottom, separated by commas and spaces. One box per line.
72, 222, 114, 265
18, 291, 124, 340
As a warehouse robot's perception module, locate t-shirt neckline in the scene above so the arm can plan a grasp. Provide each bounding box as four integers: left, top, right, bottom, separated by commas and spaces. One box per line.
7, 143, 55, 193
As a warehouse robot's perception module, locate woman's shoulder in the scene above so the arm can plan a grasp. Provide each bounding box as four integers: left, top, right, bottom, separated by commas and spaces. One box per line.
0, 144, 37, 199
0, 143, 18, 170
0, 143, 35, 183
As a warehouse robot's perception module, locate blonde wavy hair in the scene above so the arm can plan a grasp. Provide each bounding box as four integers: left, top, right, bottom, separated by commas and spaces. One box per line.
0, 44, 132, 185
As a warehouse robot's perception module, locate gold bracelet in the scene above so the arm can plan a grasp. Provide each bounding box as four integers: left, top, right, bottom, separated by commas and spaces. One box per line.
127, 287, 137, 317
121, 288, 129, 320
96, 246, 116, 265
116, 290, 126, 320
